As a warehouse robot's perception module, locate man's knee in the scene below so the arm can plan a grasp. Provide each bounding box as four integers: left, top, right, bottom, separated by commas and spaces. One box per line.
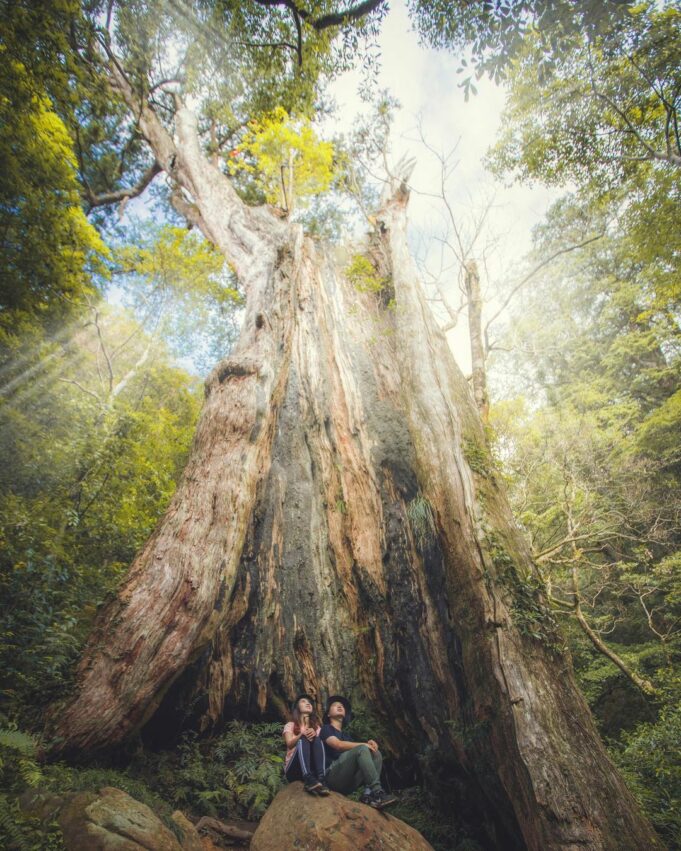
356, 744, 370, 753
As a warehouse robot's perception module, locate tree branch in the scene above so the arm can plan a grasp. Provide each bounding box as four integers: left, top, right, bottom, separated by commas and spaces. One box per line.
587, 47, 681, 168
91, 305, 115, 394
311, 0, 386, 30
484, 233, 604, 338
57, 378, 103, 405
252, 0, 385, 26
85, 161, 162, 212
564, 488, 657, 697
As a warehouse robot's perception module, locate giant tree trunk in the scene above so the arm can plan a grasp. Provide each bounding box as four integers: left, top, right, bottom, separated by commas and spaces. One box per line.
44, 97, 661, 850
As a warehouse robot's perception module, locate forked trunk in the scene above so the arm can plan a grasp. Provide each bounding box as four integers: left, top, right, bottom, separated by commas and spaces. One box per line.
45, 106, 661, 850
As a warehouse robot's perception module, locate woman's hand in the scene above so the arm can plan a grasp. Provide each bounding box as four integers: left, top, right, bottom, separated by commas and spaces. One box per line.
284, 729, 302, 749
304, 728, 316, 741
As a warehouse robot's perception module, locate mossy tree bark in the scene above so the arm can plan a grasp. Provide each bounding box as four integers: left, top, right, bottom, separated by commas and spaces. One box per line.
45, 98, 661, 850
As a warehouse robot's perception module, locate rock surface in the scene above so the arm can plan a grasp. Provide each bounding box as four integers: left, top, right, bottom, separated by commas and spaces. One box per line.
250, 782, 434, 851
58, 785, 200, 851
172, 809, 205, 851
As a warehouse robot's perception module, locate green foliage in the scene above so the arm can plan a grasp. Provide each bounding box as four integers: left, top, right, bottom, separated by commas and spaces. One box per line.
462, 437, 497, 479
0, 724, 43, 792
0, 722, 64, 850
0, 720, 289, 847
410, 1, 646, 101
128, 722, 285, 821
484, 530, 561, 648
227, 107, 335, 212
0, 792, 65, 851
611, 704, 681, 848
406, 492, 436, 551
0, 721, 175, 849
0, 50, 108, 330
487, 3, 681, 190
0, 309, 202, 721
112, 223, 242, 374
345, 253, 388, 294
486, 5, 680, 814
33, 0, 383, 225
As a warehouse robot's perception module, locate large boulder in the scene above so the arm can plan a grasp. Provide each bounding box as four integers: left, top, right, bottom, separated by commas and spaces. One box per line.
250, 782, 434, 851
58, 786, 201, 851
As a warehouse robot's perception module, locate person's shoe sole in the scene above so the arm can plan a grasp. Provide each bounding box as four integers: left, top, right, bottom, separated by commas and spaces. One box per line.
304, 781, 323, 794
369, 796, 398, 809
315, 786, 330, 796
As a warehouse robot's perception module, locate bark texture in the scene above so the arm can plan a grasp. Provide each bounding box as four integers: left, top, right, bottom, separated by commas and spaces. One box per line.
464, 259, 489, 421
45, 105, 661, 851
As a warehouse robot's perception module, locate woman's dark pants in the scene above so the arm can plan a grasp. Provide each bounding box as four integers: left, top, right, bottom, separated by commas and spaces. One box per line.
284, 735, 326, 782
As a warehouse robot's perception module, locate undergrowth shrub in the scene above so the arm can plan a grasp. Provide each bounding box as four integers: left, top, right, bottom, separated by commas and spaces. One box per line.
610, 703, 681, 849
0, 722, 63, 850
129, 721, 285, 821
0, 719, 287, 847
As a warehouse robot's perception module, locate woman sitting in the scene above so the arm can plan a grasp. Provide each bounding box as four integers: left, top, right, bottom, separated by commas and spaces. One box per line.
283, 693, 330, 795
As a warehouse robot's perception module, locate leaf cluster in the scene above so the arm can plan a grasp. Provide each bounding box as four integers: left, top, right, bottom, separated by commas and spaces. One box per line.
227, 107, 335, 211
128, 722, 285, 821
0, 308, 203, 721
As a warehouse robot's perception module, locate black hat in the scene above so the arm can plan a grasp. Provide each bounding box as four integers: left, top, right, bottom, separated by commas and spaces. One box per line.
324, 694, 352, 724
291, 693, 316, 712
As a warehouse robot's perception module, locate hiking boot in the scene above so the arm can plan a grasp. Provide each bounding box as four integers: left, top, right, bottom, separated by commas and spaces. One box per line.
316, 782, 330, 796
365, 788, 398, 809
304, 775, 322, 794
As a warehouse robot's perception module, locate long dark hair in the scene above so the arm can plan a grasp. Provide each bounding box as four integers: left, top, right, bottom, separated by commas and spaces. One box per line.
291, 700, 321, 735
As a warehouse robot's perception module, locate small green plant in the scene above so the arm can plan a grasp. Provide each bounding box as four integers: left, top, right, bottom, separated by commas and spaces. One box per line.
0, 724, 64, 850
462, 437, 494, 478
345, 254, 388, 295
484, 530, 561, 649
407, 492, 436, 550
0, 724, 43, 792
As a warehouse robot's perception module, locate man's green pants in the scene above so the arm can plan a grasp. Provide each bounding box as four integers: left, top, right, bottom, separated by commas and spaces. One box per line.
325, 745, 383, 794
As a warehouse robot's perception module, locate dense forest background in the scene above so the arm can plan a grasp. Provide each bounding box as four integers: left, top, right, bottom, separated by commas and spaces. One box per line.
1, 1, 679, 849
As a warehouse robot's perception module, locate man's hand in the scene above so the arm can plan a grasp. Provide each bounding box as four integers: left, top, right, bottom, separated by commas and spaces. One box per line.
304, 728, 316, 741
366, 739, 378, 752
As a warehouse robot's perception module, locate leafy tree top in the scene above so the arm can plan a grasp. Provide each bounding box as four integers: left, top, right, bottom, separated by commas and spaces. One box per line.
227, 107, 335, 211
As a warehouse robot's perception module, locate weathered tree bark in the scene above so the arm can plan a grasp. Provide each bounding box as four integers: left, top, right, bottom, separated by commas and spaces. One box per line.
44, 97, 662, 850
464, 259, 489, 422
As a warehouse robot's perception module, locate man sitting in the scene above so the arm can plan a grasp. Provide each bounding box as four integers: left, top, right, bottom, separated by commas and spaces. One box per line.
320, 694, 397, 810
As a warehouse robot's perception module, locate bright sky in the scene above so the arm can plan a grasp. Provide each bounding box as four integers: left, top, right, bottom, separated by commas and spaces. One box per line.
329, 0, 560, 374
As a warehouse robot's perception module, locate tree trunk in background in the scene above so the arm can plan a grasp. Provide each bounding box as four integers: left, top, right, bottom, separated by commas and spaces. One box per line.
464, 259, 489, 422
44, 107, 661, 850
